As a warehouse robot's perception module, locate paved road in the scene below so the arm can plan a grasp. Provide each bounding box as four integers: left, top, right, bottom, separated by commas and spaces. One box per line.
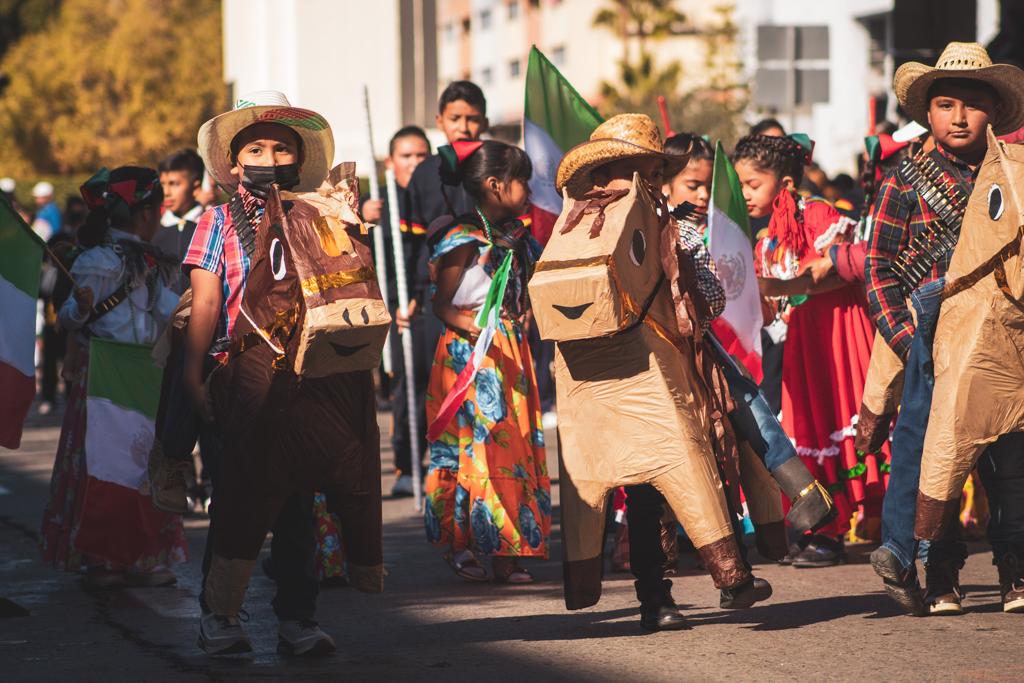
1, 407, 1021, 682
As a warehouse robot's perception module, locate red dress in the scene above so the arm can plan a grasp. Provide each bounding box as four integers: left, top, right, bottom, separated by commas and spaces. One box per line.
755, 197, 885, 536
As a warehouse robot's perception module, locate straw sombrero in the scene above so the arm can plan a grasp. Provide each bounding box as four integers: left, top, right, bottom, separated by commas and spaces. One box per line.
197, 90, 334, 193
894, 42, 1024, 135
556, 114, 689, 198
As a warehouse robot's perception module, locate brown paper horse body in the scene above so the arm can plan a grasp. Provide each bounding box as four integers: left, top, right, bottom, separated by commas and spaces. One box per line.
917, 128, 1024, 539
204, 174, 386, 617
529, 176, 782, 609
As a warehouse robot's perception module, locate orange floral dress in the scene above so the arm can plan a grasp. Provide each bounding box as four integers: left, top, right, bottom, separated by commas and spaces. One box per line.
424, 223, 551, 558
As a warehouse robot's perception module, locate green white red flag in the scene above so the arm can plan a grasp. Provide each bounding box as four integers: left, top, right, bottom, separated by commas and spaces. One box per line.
708, 141, 764, 381
427, 250, 513, 442
75, 338, 185, 567
523, 46, 603, 243
0, 197, 44, 448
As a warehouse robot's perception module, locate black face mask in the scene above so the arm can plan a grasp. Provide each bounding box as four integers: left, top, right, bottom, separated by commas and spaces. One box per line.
240, 163, 301, 198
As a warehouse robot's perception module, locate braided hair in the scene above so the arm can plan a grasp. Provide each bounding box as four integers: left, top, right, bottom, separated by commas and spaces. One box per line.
732, 134, 806, 185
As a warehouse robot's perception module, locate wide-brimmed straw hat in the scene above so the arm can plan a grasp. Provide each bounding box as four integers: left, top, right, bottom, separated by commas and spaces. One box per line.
894, 42, 1024, 135
556, 114, 689, 197
197, 90, 334, 193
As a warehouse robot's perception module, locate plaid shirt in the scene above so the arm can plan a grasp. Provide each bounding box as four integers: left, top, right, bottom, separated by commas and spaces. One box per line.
182, 190, 265, 342
864, 144, 977, 360
676, 215, 726, 328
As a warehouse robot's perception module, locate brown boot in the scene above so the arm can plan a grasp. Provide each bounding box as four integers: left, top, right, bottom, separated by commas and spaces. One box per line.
924, 558, 965, 616
996, 553, 1024, 614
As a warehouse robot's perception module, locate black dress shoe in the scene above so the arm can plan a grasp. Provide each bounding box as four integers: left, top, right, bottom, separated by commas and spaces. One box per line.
720, 577, 773, 609
639, 604, 690, 631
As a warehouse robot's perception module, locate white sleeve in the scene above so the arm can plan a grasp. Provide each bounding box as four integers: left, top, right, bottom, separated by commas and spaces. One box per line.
57, 249, 121, 331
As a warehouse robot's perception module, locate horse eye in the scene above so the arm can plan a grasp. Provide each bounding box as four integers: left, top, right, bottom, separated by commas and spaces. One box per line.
629, 229, 646, 267
989, 184, 1005, 220
270, 238, 287, 280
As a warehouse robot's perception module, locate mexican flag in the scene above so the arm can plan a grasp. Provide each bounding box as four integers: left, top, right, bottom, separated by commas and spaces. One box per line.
427, 251, 513, 442
0, 197, 44, 449
75, 338, 184, 567
708, 141, 764, 382
523, 46, 603, 245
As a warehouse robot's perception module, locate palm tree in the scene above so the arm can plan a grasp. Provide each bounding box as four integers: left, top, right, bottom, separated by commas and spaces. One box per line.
592, 0, 689, 63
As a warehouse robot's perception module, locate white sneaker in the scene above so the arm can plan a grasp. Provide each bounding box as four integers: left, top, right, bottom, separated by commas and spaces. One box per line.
542, 411, 558, 429
277, 620, 336, 657
198, 611, 252, 655
391, 474, 414, 498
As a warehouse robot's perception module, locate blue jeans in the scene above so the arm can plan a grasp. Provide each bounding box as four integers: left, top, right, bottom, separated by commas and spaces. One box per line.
881, 278, 966, 570
708, 334, 797, 473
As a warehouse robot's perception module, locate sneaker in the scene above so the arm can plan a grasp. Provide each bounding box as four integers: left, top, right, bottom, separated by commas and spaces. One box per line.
924, 558, 965, 616
997, 553, 1024, 614
124, 568, 177, 587
870, 546, 927, 616
777, 542, 805, 566
277, 619, 336, 657
542, 411, 558, 430
719, 577, 773, 609
198, 611, 252, 655
791, 536, 844, 568
391, 474, 414, 498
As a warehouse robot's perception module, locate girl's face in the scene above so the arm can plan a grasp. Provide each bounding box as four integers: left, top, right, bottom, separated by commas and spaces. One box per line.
734, 159, 790, 219
482, 177, 530, 220
134, 203, 162, 242
663, 158, 712, 212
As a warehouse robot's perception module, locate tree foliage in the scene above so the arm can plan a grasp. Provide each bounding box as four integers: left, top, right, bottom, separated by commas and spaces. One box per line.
594, 2, 748, 148
0, 0, 224, 176
0, 0, 61, 66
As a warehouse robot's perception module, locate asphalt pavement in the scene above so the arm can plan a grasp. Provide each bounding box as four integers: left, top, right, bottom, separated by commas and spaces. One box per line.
1, 405, 1021, 682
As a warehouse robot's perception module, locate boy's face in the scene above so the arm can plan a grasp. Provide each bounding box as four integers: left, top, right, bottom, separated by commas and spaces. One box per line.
230, 123, 301, 178
735, 159, 787, 219
386, 135, 430, 188
663, 158, 712, 212
160, 170, 199, 217
435, 100, 488, 143
927, 80, 997, 159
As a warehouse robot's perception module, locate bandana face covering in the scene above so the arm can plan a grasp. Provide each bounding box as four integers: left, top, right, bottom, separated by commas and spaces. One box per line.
240, 163, 301, 197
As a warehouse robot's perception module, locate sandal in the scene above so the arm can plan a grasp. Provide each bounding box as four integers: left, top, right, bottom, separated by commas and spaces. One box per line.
444, 550, 489, 582
492, 558, 534, 584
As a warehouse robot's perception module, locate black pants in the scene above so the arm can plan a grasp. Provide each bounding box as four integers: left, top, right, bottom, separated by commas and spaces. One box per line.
977, 432, 1024, 562
198, 428, 319, 621
626, 482, 749, 594
390, 311, 435, 475
40, 324, 66, 403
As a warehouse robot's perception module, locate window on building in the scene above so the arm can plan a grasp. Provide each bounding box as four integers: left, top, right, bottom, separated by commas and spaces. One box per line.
481, 67, 493, 86
509, 59, 521, 78
754, 25, 830, 108
480, 8, 492, 30
508, 1, 520, 20
552, 45, 566, 66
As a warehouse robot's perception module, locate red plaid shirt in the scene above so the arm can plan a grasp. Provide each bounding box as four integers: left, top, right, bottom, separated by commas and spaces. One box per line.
864, 144, 977, 360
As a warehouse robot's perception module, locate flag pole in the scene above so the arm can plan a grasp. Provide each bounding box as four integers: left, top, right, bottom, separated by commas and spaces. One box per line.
363, 84, 393, 375
385, 169, 424, 512
657, 96, 674, 137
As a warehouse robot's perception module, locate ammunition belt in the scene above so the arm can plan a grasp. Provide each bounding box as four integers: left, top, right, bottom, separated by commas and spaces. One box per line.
890, 151, 970, 294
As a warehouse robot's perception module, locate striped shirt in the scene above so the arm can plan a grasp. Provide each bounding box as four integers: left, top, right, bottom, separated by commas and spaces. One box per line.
182, 190, 265, 342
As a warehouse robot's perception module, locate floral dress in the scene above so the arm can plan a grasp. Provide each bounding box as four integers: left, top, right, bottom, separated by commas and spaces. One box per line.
424, 222, 551, 558
755, 196, 886, 537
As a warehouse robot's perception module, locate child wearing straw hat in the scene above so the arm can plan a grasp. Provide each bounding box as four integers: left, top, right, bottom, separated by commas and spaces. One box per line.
178, 91, 345, 656
531, 114, 775, 632
865, 42, 1024, 616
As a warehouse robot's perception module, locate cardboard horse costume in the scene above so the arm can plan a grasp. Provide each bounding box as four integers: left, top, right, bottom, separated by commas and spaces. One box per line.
530, 169, 785, 609
204, 169, 388, 617
916, 128, 1024, 539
